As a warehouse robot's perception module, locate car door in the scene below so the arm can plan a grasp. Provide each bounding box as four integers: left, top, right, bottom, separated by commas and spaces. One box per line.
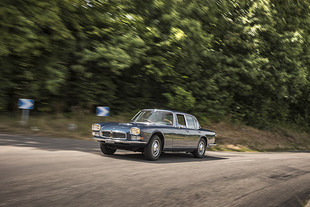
173, 114, 198, 149
159, 112, 174, 149
184, 115, 201, 148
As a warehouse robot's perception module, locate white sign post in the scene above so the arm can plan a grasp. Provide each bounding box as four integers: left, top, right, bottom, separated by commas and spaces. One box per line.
96, 106, 109, 122
18, 99, 34, 124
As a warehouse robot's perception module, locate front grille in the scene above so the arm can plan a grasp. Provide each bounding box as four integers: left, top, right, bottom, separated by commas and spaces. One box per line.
101, 130, 126, 139
101, 131, 112, 138
112, 132, 126, 139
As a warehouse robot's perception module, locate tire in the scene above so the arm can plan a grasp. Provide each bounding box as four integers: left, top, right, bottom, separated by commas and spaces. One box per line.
192, 138, 206, 158
144, 135, 162, 161
100, 143, 116, 155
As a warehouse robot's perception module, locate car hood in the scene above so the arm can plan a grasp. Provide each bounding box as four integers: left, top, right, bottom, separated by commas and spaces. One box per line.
99, 122, 152, 132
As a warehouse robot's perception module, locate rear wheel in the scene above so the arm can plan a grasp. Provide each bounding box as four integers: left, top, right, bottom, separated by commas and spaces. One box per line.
100, 143, 116, 155
144, 135, 162, 161
192, 138, 206, 158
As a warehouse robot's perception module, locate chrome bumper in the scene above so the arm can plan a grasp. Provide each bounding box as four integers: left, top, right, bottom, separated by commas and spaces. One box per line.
207, 143, 217, 147
93, 137, 147, 144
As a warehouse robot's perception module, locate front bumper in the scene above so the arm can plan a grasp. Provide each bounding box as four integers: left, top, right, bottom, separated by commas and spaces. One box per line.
93, 137, 147, 145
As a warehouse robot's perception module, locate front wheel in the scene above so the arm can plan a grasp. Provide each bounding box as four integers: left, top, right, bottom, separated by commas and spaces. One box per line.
144, 135, 162, 161
100, 143, 116, 155
192, 138, 206, 158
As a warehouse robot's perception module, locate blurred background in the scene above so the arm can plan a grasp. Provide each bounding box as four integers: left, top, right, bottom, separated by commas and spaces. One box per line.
0, 0, 310, 149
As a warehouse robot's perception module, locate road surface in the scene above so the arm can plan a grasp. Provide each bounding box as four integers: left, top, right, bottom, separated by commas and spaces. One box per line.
0, 134, 309, 207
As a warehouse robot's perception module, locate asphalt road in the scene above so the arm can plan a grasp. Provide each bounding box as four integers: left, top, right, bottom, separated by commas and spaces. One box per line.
0, 134, 309, 207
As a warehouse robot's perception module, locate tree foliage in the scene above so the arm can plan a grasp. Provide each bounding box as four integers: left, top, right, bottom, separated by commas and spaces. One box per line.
0, 0, 310, 129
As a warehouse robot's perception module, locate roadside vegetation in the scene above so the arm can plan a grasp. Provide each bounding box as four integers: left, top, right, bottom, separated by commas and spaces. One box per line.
1, 1, 310, 131
1, 1, 310, 150
1, 112, 309, 152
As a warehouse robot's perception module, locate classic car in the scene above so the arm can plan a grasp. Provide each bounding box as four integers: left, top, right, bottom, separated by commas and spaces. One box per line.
92, 109, 216, 160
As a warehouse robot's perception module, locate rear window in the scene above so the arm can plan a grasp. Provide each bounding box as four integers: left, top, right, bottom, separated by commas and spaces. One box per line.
185, 115, 196, 129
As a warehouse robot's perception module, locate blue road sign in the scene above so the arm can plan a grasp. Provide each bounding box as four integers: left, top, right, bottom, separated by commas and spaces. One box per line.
18, 99, 34, 110
96, 106, 110, 116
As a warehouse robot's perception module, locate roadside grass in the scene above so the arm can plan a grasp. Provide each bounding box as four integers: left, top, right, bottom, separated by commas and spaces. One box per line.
0, 112, 309, 151
208, 121, 310, 152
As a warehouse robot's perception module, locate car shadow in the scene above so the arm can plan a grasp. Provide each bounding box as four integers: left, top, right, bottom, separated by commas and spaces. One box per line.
103, 151, 228, 163
0, 133, 228, 163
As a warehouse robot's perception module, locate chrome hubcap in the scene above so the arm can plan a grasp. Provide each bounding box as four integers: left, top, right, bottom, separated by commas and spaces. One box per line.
152, 140, 160, 157
198, 141, 205, 155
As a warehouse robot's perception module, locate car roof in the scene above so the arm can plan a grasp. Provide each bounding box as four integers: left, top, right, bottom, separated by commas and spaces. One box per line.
141, 109, 194, 116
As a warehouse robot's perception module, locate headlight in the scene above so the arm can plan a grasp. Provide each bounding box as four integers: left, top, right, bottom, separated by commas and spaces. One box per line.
130, 127, 140, 135
92, 124, 101, 131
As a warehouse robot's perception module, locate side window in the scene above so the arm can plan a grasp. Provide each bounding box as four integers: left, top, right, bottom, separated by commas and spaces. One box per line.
193, 117, 200, 129
177, 114, 186, 127
164, 113, 173, 125
185, 115, 196, 129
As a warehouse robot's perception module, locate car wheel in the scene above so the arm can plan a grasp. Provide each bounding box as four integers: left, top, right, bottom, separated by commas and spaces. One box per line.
100, 143, 116, 155
144, 135, 162, 161
192, 138, 206, 158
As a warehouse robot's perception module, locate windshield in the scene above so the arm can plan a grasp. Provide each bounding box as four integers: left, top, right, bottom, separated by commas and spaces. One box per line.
131, 110, 173, 125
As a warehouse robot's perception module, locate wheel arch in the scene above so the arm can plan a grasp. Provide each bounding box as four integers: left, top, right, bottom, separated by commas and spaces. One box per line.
151, 131, 165, 150
200, 136, 207, 145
